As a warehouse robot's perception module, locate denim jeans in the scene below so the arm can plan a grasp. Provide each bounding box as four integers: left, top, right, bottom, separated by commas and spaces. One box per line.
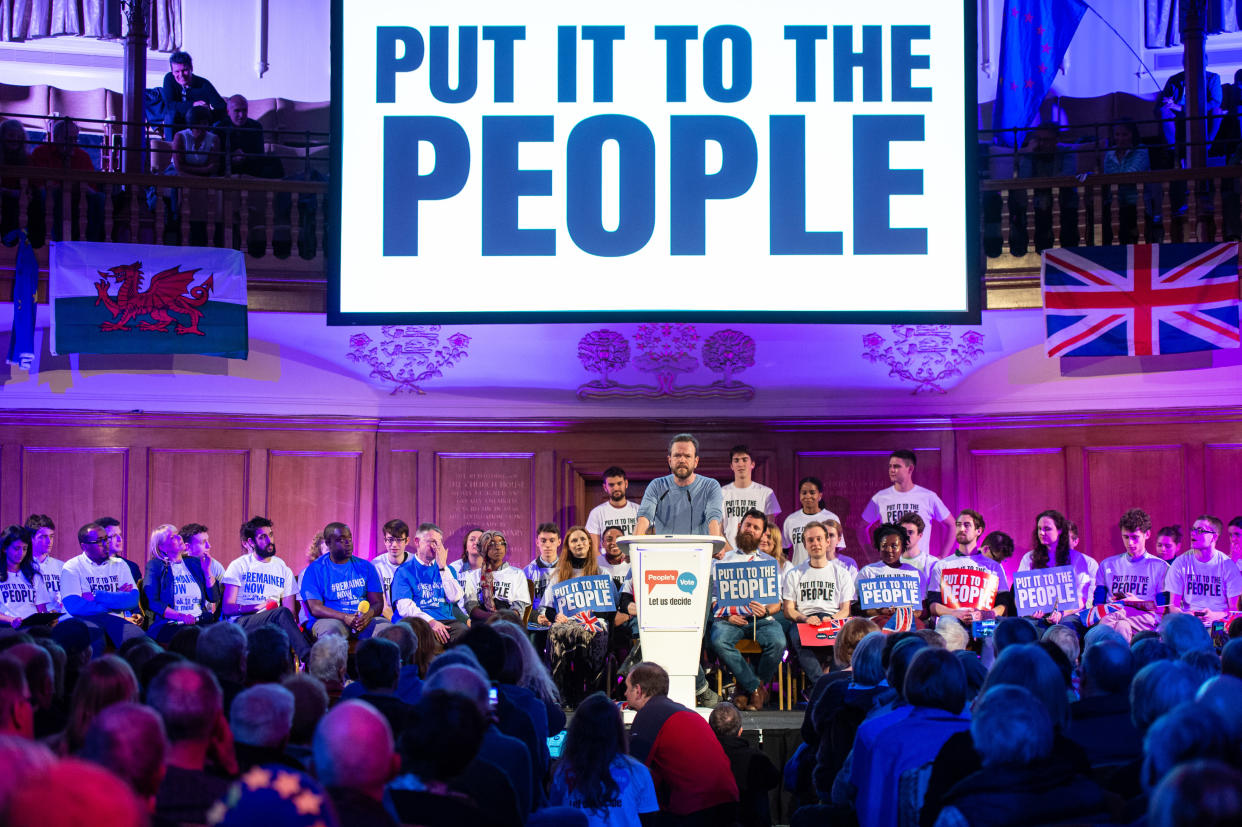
711, 616, 784, 693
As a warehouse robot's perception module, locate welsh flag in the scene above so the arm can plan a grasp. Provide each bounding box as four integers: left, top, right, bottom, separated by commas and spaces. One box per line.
51, 242, 248, 358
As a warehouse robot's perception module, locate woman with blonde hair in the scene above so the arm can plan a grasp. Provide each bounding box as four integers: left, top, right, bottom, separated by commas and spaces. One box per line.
144, 523, 210, 642
536, 525, 613, 707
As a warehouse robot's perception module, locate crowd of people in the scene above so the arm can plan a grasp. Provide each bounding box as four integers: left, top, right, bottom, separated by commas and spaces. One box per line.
2, 432, 1242, 825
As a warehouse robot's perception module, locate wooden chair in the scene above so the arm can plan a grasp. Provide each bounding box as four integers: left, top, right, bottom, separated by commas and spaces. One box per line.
713, 636, 789, 711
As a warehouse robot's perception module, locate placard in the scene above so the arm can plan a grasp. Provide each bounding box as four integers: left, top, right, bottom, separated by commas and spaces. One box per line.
1013, 566, 1079, 615
714, 559, 779, 609
550, 574, 617, 614
330, 0, 979, 323
858, 572, 921, 610
938, 567, 999, 611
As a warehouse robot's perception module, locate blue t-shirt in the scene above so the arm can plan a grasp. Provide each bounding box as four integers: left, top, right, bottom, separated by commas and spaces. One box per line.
298, 555, 380, 613
548, 754, 659, 827
636, 473, 724, 535
391, 558, 454, 622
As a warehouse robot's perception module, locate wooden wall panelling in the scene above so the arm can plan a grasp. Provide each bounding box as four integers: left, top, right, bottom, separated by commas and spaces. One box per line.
1204, 445, 1242, 525
1083, 445, 1187, 564
373, 436, 419, 559
265, 451, 365, 572
20, 446, 129, 563
436, 453, 536, 567
966, 448, 1068, 576
147, 449, 250, 568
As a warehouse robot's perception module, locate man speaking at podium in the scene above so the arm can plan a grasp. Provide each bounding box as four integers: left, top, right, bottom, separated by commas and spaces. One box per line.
633, 433, 725, 708
635, 434, 725, 542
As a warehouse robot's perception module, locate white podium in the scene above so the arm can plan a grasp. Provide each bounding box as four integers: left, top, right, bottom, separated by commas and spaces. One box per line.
618, 534, 724, 709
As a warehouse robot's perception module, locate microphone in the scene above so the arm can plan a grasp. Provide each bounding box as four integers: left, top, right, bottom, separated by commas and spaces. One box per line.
356, 599, 370, 616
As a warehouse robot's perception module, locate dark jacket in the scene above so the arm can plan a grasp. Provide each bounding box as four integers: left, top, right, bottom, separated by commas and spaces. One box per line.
145, 555, 211, 636
160, 73, 226, 121
939, 761, 1120, 827
1068, 692, 1142, 767
717, 732, 780, 827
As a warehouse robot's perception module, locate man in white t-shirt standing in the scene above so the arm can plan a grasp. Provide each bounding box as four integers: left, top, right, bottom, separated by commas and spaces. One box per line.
859, 450, 954, 558
720, 445, 782, 552
220, 515, 309, 661
586, 466, 639, 554
1167, 514, 1242, 623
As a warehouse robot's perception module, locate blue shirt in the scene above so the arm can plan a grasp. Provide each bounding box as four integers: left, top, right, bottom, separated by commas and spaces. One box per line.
298, 555, 381, 613
391, 558, 454, 622
636, 474, 724, 535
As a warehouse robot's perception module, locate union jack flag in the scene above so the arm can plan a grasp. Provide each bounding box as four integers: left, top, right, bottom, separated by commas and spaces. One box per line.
883, 607, 917, 633
1042, 242, 1240, 357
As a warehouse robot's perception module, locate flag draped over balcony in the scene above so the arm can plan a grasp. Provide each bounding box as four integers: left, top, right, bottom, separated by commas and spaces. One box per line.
1042, 242, 1241, 358
5, 230, 37, 370
50, 241, 248, 358
994, 0, 1088, 144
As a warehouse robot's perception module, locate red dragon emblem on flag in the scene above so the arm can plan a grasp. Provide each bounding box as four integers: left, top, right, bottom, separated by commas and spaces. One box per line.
93, 261, 214, 336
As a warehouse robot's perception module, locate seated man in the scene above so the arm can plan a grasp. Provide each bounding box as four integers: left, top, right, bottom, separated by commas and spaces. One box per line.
1166, 514, 1242, 624
60, 522, 145, 650
1011, 122, 1079, 255
29, 118, 104, 241
160, 50, 225, 140
711, 509, 783, 711
1157, 66, 1224, 156
298, 522, 385, 640
220, 516, 310, 662
213, 95, 284, 178
390, 522, 465, 644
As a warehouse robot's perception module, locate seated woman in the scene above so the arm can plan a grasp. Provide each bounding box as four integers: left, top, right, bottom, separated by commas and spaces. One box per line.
1100, 119, 1151, 245
168, 106, 221, 245
1017, 509, 1097, 623
782, 520, 855, 680
144, 523, 212, 643
536, 525, 614, 707
0, 525, 51, 628
463, 529, 530, 623
856, 522, 926, 624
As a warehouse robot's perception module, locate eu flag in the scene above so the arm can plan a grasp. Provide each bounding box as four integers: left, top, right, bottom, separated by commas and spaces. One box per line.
4, 230, 36, 370
994, 0, 1087, 145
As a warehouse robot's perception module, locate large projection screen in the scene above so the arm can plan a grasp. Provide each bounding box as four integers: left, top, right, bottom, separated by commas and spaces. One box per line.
329, 0, 979, 324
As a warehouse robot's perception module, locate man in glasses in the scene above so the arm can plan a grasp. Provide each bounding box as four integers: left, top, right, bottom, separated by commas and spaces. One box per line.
1166, 514, 1242, 623
60, 522, 145, 649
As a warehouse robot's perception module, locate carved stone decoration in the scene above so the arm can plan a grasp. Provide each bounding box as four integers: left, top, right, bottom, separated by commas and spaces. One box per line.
347, 326, 471, 395
862, 325, 986, 394
577, 324, 756, 400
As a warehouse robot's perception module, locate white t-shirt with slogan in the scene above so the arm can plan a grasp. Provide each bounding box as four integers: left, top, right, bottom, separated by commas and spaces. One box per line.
782, 559, 855, 616
1167, 549, 1242, 613
783, 509, 846, 567
60, 553, 137, 617
222, 553, 297, 612
169, 560, 204, 618
585, 501, 639, 539
721, 481, 782, 547
860, 485, 951, 556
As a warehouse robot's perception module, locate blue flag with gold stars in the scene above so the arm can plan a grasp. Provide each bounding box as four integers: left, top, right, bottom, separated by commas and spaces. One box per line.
5, 230, 37, 370
994, 0, 1087, 145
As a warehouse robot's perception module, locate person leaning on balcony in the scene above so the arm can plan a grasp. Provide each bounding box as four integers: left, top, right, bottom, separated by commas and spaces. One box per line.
1099, 119, 1150, 246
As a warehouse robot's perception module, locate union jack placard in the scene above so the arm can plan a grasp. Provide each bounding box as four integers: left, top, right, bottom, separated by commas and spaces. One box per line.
1041, 243, 1240, 357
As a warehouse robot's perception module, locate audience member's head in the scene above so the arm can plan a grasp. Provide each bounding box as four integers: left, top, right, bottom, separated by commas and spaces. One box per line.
456, 623, 505, 682
956, 650, 987, 703
914, 628, 948, 649
6, 758, 146, 827
1133, 636, 1176, 670
1182, 650, 1221, 686
313, 699, 399, 799
971, 685, 1053, 769
1131, 660, 1197, 735
307, 635, 348, 687
1222, 638, 1242, 680
196, 622, 248, 684
1148, 759, 1242, 827
231, 683, 295, 750
491, 620, 560, 704
398, 691, 486, 782
140, 651, 185, 696
400, 618, 438, 676
355, 638, 401, 692
422, 664, 490, 716
904, 648, 967, 715
1080, 640, 1135, 698
625, 662, 669, 711
833, 618, 875, 669
0, 657, 33, 737
1142, 702, 1229, 792
1084, 624, 1128, 651
1161, 613, 1214, 658
63, 654, 139, 753
993, 617, 1038, 655
425, 645, 484, 678
6, 643, 53, 712
0, 735, 54, 811
1042, 624, 1081, 667
980, 643, 1069, 731
935, 616, 969, 652
79, 702, 166, 799
147, 661, 224, 747
282, 673, 329, 747
246, 625, 293, 685
851, 631, 888, 687
376, 623, 417, 666
709, 701, 743, 738
118, 638, 162, 683
1038, 639, 1075, 691
553, 692, 629, 816
1194, 675, 1242, 752
887, 637, 929, 701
